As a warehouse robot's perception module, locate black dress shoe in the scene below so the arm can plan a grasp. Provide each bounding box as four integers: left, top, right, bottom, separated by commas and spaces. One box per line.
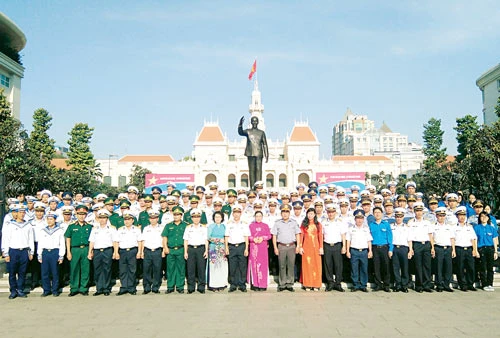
103, 292, 110, 296
287, 287, 295, 292
143, 290, 151, 295
93, 292, 102, 296
468, 286, 477, 291
53, 292, 60, 297
444, 287, 454, 292
81, 292, 89, 296
336, 287, 345, 292
41, 292, 51, 297
423, 288, 433, 293
130, 291, 137, 295
372, 286, 382, 292
152, 290, 160, 294
68, 292, 79, 297
239, 288, 247, 293
383, 287, 391, 293
402, 288, 409, 293
116, 290, 128, 296
394, 287, 401, 292
416, 288, 423, 293
198, 290, 205, 294
360, 288, 368, 292
187, 290, 195, 294
177, 289, 184, 294
166, 289, 175, 294
228, 287, 237, 293
350, 288, 357, 292
8, 293, 17, 299
277, 287, 284, 292
436, 288, 443, 292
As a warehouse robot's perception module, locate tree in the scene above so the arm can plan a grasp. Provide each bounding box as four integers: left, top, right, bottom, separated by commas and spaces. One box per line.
27, 108, 55, 163
422, 118, 447, 166
454, 115, 480, 163
128, 164, 152, 193
495, 96, 500, 119
66, 123, 100, 175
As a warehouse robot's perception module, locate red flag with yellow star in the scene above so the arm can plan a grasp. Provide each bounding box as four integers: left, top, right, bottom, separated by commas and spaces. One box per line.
248, 60, 257, 80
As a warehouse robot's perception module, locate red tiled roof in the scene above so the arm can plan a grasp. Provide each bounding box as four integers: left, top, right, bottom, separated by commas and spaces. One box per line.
118, 155, 175, 163
289, 125, 318, 142
51, 158, 71, 169
197, 125, 224, 142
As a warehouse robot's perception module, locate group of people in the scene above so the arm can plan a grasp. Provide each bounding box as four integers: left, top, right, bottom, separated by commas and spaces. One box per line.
1, 179, 498, 299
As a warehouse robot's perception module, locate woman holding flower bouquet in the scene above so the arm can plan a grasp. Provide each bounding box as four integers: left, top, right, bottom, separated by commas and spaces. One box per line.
207, 211, 228, 291
248, 211, 272, 291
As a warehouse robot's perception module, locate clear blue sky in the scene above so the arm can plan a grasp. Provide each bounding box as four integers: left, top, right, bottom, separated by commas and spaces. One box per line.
3, 1, 499, 160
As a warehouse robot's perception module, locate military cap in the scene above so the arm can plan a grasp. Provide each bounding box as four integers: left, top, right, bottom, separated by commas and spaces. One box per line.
97, 209, 111, 217
258, 190, 268, 198
82, 197, 93, 204
292, 201, 304, 209
75, 204, 89, 212
253, 181, 264, 189
349, 195, 359, 201
454, 206, 467, 215
172, 206, 184, 214
353, 209, 365, 218
195, 186, 206, 193
14, 204, 26, 212
415, 192, 424, 199
62, 192, 73, 200
167, 182, 177, 189
394, 207, 405, 216
218, 188, 226, 195
189, 195, 200, 202
383, 200, 394, 207
397, 195, 407, 202
289, 190, 299, 197
301, 194, 312, 202
104, 197, 114, 205
227, 189, 237, 197
338, 198, 349, 206
428, 196, 439, 205
405, 181, 416, 189
45, 211, 58, 219
373, 195, 384, 203
406, 194, 417, 202
143, 194, 154, 202
61, 206, 74, 214
360, 190, 370, 197
40, 189, 52, 197
122, 210, 135, 219
208, 181, 218, 189
166, 195, 177, 204
204, 191, 214, 197
381, 188, 391, 196
237, 187, 248, 194
296, 183, 307, 190
127, 186, 139, 194
170, 189, 181, 197
232, 204, 243, 212
181, 189, 191, 197
92, 202, 104, 211
237, 194, 248, 202
247, 191, 257, 198
147, 209, 160, 217
26, 196, 37, 202
327, 184, 336, 192
280, 192, 290, 199
308, 181, 318, 189
324, 196, 333, 204
34, 202, 46, 211
366, 185, 376, 192
9, 204, 18, 211
435, 207, 447, 215
314, 199, 324, 206
48, 196, 60, 203
269, 188, 279, 195
119, 200, 131, 208
186, 184, 195, 190
159, 195, 167, 202
351, 184, 361, 192
268, 198, 279, 206
413, 201, 425, 210
151, 186, 162, 194
253, 200, 264, 207
446, 193, 458, 201
280, 204, 292, 212
336, 187, 346, 194
95, 193, 108, 201
325, 203, 336, 212
361, 199, 372, 206
387, 181, 397, 188
118, 193, 128, 200
213, 197, 224, 206
472, 200, 484, 208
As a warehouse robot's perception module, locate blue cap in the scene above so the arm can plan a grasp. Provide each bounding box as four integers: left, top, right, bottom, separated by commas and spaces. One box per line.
353, 209, 365, 218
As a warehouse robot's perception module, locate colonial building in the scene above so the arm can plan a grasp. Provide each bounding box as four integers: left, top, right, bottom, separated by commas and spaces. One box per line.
0, 12, 26, 120
97, 82, 423, 191
476, 63, 500, 126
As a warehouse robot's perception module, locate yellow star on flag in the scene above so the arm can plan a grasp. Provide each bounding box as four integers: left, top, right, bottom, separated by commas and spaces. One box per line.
148, 176, 158, 185
319, 174, 327, 184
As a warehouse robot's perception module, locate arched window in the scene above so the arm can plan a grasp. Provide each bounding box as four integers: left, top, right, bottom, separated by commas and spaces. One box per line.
266, 174, 274, 188
241, 174, 249, 188
228, 174, 236, 188
279, 174, 287, 188
205, 174, 217, 186
298, 173, 309, 185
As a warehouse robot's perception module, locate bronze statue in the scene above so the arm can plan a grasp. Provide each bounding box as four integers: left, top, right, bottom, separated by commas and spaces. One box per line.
238, 116, 268, 189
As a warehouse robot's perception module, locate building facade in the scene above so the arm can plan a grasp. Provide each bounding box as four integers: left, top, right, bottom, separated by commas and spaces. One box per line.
97, 83, 423, 190
476, 63, 500, 126
0, 12, 26, 120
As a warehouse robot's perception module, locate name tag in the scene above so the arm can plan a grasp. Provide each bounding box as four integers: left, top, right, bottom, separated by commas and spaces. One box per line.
381, 229, 386, 232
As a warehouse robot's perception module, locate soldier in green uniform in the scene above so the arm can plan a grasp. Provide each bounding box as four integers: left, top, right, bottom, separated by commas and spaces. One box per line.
183, 195, 208, 225
64, 204, 93, 296
138, 194, 154, 230
109, 200, 130, 229
222, 189, 237, 219
162, 206, 188, 293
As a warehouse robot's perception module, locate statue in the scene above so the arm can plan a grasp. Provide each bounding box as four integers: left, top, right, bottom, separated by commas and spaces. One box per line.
238, 116, 268, 189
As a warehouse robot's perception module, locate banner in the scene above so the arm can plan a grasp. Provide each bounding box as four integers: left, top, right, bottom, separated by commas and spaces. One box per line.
315, 172, 365, 193
145, 173, 195, 193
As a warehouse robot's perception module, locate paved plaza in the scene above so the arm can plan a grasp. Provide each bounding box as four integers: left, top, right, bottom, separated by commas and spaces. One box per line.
1, 288, 499, 338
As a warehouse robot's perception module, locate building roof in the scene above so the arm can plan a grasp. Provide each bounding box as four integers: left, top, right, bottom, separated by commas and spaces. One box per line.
332, 155, 391, 162
476, 63, 500, 88
196, 123, 225, 142
51, 159, 72, 170
118, 155, 175, 163
0, 12, 26, 52
289, 123, 318, 143
379, 121, 392, 133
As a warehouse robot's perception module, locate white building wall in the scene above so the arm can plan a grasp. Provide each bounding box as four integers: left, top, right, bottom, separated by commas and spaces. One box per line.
0, 53, 24, 120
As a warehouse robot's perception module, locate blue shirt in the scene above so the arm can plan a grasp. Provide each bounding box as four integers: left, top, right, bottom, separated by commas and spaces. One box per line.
369, 219, 393, 251
473, 224, 498, 248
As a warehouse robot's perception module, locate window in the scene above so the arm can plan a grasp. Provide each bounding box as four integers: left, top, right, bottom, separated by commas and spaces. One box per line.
279, 154, 285, 161
228, 174, 236, 188
228, 154, 235, 161
0, 74, 9, 88
266, 174, 274, 188
497, 79, 500, 92
241, 174, 249, 188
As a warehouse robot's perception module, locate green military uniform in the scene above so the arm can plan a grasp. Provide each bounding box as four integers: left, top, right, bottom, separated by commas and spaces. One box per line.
162, 209, 188, 292
64, 221, 93, 293
138, 210, 151, 230
183, 210, 207, 225
109, 213, 125, 229
221, 204, 232, 218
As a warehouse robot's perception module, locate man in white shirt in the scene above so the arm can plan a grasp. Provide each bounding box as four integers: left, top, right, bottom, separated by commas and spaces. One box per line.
322, 204, 347, 292
225, 204, 250, 292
